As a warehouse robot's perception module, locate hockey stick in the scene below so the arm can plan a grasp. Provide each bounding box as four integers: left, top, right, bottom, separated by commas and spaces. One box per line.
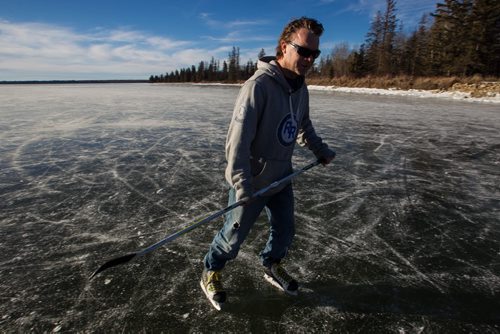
90, 159, 321, 279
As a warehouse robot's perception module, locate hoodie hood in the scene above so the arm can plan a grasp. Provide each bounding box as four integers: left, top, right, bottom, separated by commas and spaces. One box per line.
257, 56, 305, 93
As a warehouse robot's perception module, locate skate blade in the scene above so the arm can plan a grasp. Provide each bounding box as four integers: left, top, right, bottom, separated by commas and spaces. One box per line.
199, 280, 223, 311
263, 273, 298, 296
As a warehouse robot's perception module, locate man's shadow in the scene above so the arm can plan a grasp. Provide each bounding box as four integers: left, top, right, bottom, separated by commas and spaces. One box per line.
226, 277, 500, 325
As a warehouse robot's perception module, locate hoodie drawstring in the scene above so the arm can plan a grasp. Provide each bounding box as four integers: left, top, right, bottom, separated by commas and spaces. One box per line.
288, 90, 302, 127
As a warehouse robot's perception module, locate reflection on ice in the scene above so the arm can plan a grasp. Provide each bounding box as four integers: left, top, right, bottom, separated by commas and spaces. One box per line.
0, 84, 499, 332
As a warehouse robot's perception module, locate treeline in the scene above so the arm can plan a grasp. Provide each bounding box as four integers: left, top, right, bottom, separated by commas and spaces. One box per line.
150, 47, 264, 83
150, 0, 500, 83
0, 80, 148, 85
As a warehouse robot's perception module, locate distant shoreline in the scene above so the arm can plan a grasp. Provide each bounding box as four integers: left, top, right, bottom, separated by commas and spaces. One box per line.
1, 79, 497, 103
0, 80, 149, 85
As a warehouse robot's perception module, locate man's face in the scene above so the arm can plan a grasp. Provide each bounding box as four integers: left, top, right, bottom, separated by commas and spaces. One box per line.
279, 28, 320, 77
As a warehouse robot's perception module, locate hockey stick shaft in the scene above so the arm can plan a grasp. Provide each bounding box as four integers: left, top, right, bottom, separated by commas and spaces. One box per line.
90, 159, 320, 278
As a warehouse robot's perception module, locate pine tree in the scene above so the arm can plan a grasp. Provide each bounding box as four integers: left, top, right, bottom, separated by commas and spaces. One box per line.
380, 0, 398, 74
404, 14, 432, 76
190, 65, 196, 82
364, 0, 399, 75
331, 42, 351, 77
319, 56, 335, 79
365, 11, 384, 74
258, 48, 266, 60
196, 61, 205, 82
468, 0, 500, 75
349, 44, 368, 77
208, 57, 218, 81
221, 61, 229, 81
392, 22, 407, 75
228, 47, 240, 82
430, 0, 474, 75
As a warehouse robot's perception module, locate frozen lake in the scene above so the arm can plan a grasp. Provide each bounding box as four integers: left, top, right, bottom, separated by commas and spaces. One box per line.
1, 83, 499, 332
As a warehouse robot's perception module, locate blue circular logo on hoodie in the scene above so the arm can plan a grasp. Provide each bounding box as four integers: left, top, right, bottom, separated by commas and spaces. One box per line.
277, 114, 297, 146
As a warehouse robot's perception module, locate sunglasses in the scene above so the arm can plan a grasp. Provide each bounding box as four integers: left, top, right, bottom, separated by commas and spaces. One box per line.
288, 42, 321, 59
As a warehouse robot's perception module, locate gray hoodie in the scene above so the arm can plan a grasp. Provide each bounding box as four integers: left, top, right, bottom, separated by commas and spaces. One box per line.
225, 56, 335, 200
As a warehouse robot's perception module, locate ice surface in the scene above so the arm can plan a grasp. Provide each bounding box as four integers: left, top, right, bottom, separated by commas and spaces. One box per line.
0, 83, 499, 332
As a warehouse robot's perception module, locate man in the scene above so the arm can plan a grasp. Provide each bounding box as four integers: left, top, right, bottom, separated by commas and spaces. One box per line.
200, 17, 335, 308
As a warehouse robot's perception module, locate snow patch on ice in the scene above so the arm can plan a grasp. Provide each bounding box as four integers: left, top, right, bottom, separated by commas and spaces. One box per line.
308, 85, 500, 104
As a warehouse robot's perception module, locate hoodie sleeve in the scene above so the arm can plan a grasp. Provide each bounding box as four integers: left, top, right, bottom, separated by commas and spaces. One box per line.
225, 80, 264, 201
296, 90, 336, 162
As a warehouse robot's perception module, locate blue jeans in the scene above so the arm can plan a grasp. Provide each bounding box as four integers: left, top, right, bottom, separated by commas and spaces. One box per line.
203, 184, 295, 271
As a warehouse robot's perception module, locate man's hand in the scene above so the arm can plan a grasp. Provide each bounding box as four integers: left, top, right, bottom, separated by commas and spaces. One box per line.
320, 156, 334, 165
319, 149, 336, 165
236, 187, 253, 204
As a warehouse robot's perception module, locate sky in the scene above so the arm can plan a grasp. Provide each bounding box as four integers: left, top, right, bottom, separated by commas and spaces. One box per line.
0, 0, 440, 81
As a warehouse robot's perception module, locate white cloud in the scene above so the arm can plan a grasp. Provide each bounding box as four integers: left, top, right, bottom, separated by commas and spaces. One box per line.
336, 0, 436, 19
203, 30, 272, 43
0, 19, 229, 80
344, 0, 436, 27
198, 12, 273, 45
146, 36, 190, 50
172, 48, 228, 66
199, 13, 268, 29
225, 19, 269, 29
88, 44, 114, 61
0, 21, 84, 59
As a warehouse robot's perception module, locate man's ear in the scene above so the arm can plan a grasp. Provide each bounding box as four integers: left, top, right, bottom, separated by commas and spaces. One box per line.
280, 40, 288, 56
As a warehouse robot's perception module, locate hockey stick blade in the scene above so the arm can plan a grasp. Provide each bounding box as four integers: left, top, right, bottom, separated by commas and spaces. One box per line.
90, 253, 137, 279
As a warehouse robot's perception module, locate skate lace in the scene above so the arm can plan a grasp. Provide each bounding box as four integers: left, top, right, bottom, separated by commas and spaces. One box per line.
207, 271, 224, 293
272, 265, 292, 284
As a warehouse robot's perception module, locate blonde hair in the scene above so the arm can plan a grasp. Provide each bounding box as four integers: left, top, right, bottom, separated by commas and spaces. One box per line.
276, 17, 324, 59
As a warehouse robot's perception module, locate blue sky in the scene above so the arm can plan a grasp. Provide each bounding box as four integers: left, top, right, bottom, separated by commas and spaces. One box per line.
0, 0, 439, 81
